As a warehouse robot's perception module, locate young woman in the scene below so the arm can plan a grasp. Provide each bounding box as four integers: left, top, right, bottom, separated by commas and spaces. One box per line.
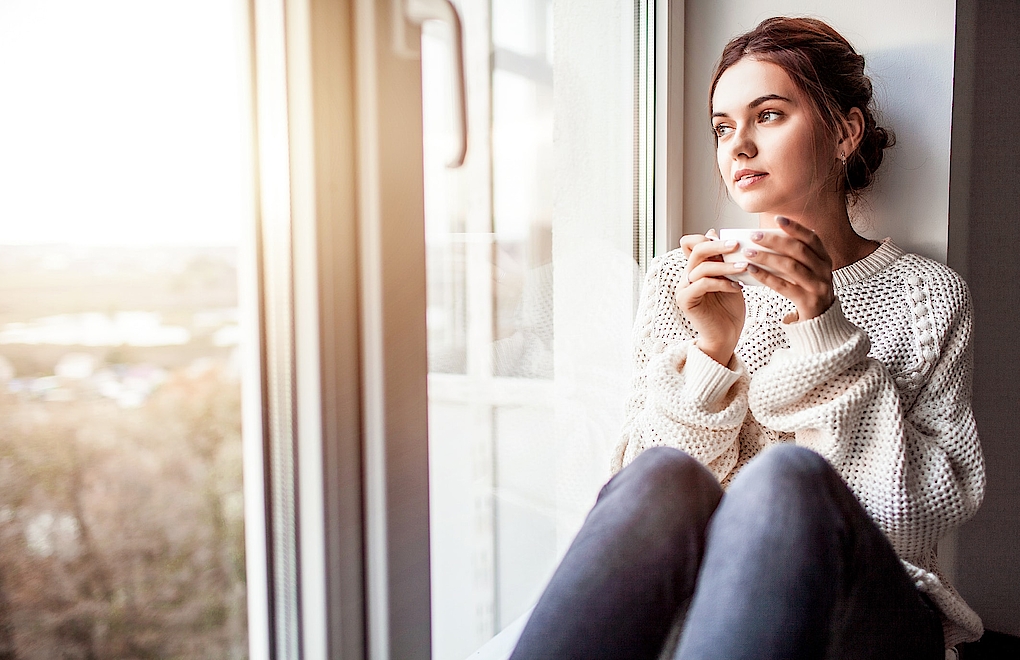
509, 17, 984, 660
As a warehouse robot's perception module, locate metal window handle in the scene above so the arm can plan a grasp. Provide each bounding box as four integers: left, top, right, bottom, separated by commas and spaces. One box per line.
402, 0, 468, 168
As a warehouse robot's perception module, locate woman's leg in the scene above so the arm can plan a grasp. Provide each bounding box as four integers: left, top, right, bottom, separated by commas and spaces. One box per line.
510, 447, 723, 660
676, 444, 944, 660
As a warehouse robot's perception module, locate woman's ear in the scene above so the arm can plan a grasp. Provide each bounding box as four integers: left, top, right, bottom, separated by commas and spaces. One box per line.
838, 107, 866, 159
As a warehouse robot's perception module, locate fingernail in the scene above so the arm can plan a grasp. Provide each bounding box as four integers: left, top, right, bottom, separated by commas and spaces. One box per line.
733, 261, 747, 270
731, 281, 743, 289
724, 240, 738, 248
751, 231, 763, 241
777, 216, 790, 226
744, 248, 757, 257
747, 264, 759, 273
707, 228, 718, 237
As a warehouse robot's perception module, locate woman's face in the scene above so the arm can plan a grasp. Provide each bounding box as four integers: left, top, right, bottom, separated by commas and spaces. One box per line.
711, 58, 836, 219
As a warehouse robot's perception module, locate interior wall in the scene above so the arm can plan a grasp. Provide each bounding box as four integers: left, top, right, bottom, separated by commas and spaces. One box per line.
950, 0, 1020, 636
681, 0, 956, 261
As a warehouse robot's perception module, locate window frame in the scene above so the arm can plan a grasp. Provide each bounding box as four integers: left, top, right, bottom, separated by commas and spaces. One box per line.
243, 0, 678, 657
654, 0, 684, 255
246, 0, 433, 657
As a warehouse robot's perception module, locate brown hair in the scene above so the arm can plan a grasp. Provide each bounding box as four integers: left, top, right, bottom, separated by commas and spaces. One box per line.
709, 17, 894, 203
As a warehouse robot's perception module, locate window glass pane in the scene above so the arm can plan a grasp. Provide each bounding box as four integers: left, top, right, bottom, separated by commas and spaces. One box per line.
0, 2, 250, 656
491, 66, 553, 379
423, 78, 470, 376
493, 405, 556, 623
425, 0, 640, 657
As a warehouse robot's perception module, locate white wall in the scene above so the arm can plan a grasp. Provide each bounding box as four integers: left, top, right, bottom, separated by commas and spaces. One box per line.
681, 0, 957, 262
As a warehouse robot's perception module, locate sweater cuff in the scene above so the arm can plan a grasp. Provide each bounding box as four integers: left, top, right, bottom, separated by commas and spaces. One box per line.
684, 344, 743, 404
782, 299, 859, 355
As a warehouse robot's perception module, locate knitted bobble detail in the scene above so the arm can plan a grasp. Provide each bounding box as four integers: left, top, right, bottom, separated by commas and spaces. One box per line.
907, 275, 938, 370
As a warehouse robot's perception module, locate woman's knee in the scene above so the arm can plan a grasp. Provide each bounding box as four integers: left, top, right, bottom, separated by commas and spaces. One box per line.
601, 447, 722, 521
723, 444, 852, 537
628, 447, 718, 495
726, 444, 852, 526
733, 444, 838, 496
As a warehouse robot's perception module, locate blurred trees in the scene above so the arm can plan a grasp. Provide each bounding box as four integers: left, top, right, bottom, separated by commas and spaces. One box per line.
0, 365, 246, 659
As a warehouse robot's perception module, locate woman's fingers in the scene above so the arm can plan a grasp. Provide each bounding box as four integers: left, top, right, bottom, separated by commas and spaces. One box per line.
680, 230, 734, 259
679, 233, 711, 257
779, 216, 829, 263
738, 217, 834, 319
687, 237, 740, 266
742, 249, 825, 290
744, 249, 832, 301
742, 220, 829, 283
747, 228, 828, 274
773, 216, 831, 265
683, 274, 744, 296
744, 262, 804, 297
680, 232, 742, 293
687, 258, 749, 285
676, 230, 746, 364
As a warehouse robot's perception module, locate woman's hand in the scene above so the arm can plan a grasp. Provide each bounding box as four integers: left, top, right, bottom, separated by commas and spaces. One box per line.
742, 216, 835, 321
677, 230, 746, 366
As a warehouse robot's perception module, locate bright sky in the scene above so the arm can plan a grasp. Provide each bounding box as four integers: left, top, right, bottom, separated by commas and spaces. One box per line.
0, 0, 248, 246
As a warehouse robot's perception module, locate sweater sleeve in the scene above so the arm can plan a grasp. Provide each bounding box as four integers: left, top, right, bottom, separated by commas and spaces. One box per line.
747, 282, 985, 561
611, 252, 749, 481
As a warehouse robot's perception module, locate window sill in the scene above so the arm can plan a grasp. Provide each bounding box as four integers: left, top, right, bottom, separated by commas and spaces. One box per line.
468, 608, 532, 660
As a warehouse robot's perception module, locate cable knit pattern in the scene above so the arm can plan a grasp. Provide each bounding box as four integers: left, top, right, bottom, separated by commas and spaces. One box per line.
613, 239, 986, 648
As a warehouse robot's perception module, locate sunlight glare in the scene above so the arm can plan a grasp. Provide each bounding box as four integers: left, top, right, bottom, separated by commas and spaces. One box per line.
0, 0, 250, 247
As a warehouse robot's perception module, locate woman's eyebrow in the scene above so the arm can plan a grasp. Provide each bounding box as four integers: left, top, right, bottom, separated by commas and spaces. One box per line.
748, 93, 792, 108
712, 94, 793, 118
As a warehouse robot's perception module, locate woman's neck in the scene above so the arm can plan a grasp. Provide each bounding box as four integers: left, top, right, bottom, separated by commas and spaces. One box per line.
758, 208, 878, 271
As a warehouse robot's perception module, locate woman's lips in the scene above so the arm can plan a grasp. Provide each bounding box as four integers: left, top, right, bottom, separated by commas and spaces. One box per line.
734, 170, 767, 190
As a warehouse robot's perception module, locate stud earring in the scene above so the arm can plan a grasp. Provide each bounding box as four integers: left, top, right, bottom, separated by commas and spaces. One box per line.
840, 151, 847, 167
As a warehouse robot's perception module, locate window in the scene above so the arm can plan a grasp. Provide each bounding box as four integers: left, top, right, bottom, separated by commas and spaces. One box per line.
424, 1, 557, 654
239, 0, 662, 654
423, 0, 655, 656
0, 1, 251, 656
0, 0, 662, 656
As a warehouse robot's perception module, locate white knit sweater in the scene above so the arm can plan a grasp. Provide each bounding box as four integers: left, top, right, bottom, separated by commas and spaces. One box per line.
612, 239, 985, 648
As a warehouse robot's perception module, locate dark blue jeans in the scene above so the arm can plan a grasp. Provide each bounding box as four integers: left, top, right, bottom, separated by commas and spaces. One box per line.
509, 444, 945, 660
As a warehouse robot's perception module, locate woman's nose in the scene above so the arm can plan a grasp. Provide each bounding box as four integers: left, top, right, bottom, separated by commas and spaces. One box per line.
728, 125, 757, 159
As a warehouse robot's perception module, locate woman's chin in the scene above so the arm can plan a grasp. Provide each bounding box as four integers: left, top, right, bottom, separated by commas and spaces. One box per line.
728, 189, 769, 214
731, 193, 799, 217
731, 198, 772, 215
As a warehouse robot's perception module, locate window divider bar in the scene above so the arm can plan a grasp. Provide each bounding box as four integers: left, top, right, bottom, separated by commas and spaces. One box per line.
250, 0, 302, 656
653, 0, 683, 255
301, 0, 367, 656
356, 0, 433, 658
634, 0, 655, 271
251, 0, 374, 657
240, 0, 274, 654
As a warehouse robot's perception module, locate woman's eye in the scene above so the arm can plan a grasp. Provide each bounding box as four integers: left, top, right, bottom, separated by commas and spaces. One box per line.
713, 124, 732, 138
759, 110, 782, 122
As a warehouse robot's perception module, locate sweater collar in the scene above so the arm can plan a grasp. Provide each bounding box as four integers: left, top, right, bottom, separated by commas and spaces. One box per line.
831, 238, 904, 289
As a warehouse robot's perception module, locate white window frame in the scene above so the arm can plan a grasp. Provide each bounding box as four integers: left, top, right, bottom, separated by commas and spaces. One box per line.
654, 0, 684, 254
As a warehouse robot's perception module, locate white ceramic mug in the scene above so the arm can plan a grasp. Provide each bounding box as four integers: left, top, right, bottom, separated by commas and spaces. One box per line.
717, 228, 785, 286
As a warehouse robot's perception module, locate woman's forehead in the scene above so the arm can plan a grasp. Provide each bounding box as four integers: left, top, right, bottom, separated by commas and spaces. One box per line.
712, 59, 801, 114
